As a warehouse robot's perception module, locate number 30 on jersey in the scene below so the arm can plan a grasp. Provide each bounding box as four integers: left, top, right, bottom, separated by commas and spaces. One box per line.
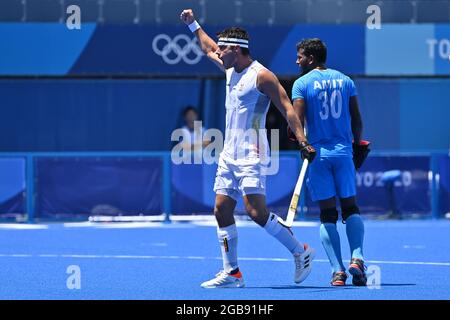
318, 90, 342, 120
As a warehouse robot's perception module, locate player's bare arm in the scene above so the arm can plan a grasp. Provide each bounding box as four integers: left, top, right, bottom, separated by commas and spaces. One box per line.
257, 69, 315, 161
292, 98, 306, 127
349, 96, 363, 143
257, 69, 307, 144
180, 9, 225, 72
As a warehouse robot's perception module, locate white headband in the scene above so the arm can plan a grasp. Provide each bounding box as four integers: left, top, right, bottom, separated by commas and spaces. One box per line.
217, 37, 249, 48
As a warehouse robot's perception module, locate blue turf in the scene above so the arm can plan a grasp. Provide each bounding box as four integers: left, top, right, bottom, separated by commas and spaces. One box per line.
0, 220, 449, 300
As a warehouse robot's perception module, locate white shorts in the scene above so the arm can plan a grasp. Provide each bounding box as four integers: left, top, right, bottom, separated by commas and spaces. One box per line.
213, 156, 266, 201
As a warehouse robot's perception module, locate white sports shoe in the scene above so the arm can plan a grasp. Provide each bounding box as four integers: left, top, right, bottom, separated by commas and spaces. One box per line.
293, 244, 315, 284
200, 270, 245, 289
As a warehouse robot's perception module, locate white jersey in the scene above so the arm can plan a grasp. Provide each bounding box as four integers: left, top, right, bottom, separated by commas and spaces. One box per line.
222, 60, 271, 163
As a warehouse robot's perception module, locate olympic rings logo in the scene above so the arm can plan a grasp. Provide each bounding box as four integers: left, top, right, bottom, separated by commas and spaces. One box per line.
152, 34, 204, 65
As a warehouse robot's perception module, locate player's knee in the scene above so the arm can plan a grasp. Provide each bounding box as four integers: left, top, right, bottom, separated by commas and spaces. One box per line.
245, 205, 259, 220
214, 202, 229, 218
213, 205, 220, 218
320, 208, 339, 224
341, 205, 360, 222
245, 205, 268, 226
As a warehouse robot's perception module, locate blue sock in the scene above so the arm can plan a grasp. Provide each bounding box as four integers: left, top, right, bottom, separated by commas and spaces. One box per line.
345, 214, 365, 260
320, 223, 345, 273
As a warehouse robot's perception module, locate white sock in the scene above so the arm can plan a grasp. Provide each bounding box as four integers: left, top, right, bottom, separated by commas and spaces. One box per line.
217, 224, 238, 274
264, 212, 304, 254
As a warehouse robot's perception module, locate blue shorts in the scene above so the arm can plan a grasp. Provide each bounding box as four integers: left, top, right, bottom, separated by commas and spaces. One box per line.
306, 156, 356, 202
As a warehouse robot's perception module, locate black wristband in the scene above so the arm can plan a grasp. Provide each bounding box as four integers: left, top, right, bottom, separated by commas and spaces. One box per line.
299, 141, 309, 149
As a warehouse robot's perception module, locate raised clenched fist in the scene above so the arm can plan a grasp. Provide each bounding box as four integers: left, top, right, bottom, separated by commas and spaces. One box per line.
180, 9, 195, 25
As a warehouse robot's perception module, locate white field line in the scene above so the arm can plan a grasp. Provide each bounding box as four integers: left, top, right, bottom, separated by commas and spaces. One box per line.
0, 253, 449, 267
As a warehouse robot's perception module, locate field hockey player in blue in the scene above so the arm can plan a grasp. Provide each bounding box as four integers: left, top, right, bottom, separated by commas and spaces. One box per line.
290, 38, 370, 286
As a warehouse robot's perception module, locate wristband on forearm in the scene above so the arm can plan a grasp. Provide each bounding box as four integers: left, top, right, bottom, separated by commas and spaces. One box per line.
188, 20, 201, 33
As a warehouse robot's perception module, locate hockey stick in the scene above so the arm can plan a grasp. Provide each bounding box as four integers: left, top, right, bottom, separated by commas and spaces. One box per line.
277, 158, 309, 228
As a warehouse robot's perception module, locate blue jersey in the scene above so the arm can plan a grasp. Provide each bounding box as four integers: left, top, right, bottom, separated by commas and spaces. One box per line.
292, 68, 357, 157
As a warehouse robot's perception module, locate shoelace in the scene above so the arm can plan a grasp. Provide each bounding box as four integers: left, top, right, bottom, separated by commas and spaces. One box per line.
215, 271, 224, 277
213, 270, 230, 284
